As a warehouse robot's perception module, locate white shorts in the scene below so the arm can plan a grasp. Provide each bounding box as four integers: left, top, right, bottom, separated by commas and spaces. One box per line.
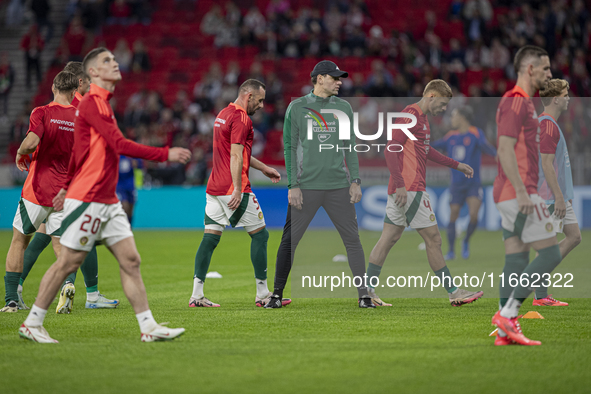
60, 199, 133, 252
12, 198, 63, 236
497, 194, 556, 243
204, 192, 265, 232
549, 200, 578, 234
385, 191, 437, 229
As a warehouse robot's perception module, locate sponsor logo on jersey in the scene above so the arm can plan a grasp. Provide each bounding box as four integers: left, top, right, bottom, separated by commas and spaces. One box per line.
80, 236, 89, 245
545, 223, 553, 232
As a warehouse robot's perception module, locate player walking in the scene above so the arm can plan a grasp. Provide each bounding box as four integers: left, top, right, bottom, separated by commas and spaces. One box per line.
189, 79, 282, 308
1, 71, 78, 313
431, 106, 497, 260
18, 61, 118, 313
18, 47, 191, 343
491, 46, 562, 346
265, 60, 374, 309
533, 79, 581, 306
366, 80, 483, 307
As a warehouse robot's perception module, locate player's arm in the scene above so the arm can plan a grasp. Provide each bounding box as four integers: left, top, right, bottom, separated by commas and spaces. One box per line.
250, 157, 280, 184
430, 136, 447, 151
539, 121, 565, 218
384, 120, 409, 206
477, 129, 497, 157
344, 105, 361, 204
427, 148, 473, 177
16, 107, 45, 171
283, 103, 303, 209
497, 135, 533, 214
541, 153, 565, 218
86, 98, 190, 163
15, 133, 40, 171
229, 143, 244, 210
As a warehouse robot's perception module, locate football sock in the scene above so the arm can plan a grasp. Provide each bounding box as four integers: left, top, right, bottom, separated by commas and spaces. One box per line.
136, 309, 158, 333
194, 233, 221, 281
447, 221, 456, 254
256, 278, 269, 298
434, 266, 457, 293
499, 252, 529, 308
4, 272, 20, 303
20, 232, 51, 286
465, 221, 478, 242
273, 288, 284, 299
24, 304, 47, 326
249, 228, 269, 281
86, 291, 99, 301
367, 262, 382, 288
192, 277, 205, 299
64, 272, 77, 286
500, 296, 525, 319
514, 245, 561, 300
81, 246, 99, 289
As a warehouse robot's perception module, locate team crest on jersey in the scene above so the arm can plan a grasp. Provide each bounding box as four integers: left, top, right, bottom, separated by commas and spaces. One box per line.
545, 223, 553, 232
80, 236, 89, 246
258, 212, 263, 220
429, 214, 435, 222
318, 134, 331, 142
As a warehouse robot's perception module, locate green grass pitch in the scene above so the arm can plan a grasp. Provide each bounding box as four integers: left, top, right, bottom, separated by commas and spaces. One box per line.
1, 229, 590, 393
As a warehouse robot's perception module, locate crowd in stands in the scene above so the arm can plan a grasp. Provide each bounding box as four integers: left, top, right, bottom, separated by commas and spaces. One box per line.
4, 0, 591, 186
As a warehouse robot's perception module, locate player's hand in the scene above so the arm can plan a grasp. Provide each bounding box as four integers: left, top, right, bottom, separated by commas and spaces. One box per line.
395, 187, 407, 207
349, 183, 362, 204
228, 189, 242, 210
457, 163, 474, 178
16, 153, 31, 172
288, 188, 303, 210
554, 196, 566, 219
53, 188, 67, 211
516, 190, 534, 215
168, 147, 191, 164
262, 166, 281, 183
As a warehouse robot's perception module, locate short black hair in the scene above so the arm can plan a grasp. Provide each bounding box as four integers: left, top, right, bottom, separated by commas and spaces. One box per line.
63, 61, 87, 81
239, 79, 266, 94
456, 106, 474, 123
513, 45, 548, 74
82, 47, 109, 76
53, 71, 79, 93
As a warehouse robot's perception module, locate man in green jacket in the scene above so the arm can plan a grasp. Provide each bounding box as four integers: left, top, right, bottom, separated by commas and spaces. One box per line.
265, 60, 374, 308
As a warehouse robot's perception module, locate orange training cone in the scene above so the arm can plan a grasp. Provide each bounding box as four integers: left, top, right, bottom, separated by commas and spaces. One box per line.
522, 311, 545, 319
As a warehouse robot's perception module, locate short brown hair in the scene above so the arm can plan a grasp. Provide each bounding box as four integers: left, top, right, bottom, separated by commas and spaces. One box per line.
540, 79, 569, 106
513, 45, 548, 74
63, 61, 87, 81
53, 71, 79, 93
239, 79, 266, 94
423, 79, 453, 97
83, 47, 109, 75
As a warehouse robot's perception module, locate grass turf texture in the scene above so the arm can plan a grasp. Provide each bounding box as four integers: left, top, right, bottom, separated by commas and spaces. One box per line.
1, 229, 590, 394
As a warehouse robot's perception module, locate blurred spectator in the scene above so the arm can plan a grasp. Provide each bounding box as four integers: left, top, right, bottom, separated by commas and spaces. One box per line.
21, 25, 44, 89
200, 5, 223, 36
113, 39, 133, 73
108, 0, 132, 25
31, 0, 53, 42
465, 40, 491, 69
463, 0, 492, 22
0, 53, 15, 117
131, 40, 151, 73
489, 38, 510, 70
5, 0, 25, 27
62, 16, 91, 61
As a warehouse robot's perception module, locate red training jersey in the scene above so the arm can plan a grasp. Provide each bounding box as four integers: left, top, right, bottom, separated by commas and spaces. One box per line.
65, 84, 169, 204
539, 112, 559, 155
206, 103, 254, 196
493, 85, 540, 203
22, 102, 76, 207
385, 104, 458, 194
70, 91, 83, 108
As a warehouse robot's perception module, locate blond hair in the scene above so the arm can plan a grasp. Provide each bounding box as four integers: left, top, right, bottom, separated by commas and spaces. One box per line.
540, 79, 569, 106
423, 79, 453, 97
